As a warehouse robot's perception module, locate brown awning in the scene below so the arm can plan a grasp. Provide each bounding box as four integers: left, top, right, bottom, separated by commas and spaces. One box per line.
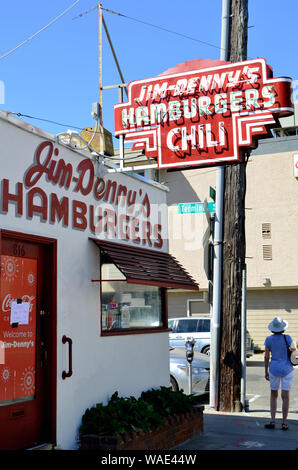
90, 238, 199, 290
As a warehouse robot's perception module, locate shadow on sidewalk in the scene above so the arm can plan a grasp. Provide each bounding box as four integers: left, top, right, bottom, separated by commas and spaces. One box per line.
174, 409, 298, 451
247, 361, 265, 367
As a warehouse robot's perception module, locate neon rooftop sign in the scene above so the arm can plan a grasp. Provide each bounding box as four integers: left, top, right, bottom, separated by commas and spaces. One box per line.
114, 58, 293, 169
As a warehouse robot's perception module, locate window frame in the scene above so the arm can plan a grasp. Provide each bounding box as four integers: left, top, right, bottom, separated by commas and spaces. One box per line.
186, 297, 204, 316
99, 253, 169, 336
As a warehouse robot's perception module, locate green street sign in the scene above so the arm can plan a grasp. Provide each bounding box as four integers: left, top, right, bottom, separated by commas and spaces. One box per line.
209, 186, 216, 201
178, 202, 216, 214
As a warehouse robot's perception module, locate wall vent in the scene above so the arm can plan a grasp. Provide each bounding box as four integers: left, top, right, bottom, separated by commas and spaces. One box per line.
262, 223, 271, 239
263, 245, 272, 260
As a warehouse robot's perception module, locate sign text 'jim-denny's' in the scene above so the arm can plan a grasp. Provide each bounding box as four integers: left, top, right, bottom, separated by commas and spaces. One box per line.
114, 58, 293, 169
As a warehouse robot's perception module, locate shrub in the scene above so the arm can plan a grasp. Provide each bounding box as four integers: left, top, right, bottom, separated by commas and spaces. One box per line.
140, 386, 197, 416
79, 387, 198, 437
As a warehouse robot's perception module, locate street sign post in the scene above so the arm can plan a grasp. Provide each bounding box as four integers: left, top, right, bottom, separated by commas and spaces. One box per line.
210, 186, 216, 201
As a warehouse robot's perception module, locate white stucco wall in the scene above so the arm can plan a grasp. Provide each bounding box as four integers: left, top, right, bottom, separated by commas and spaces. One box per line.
0, 112, 170, 449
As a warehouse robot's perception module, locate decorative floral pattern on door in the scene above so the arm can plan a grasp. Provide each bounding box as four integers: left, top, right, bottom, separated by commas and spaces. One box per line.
0, 256, 37, 403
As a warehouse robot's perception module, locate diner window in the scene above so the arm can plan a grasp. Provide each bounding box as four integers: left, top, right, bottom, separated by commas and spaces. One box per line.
101, 259, 164, 332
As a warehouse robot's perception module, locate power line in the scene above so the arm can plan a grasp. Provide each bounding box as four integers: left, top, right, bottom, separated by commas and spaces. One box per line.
103, 6, 224, 52
7, 112, 153, 160
72, 4, 98, 20
7, 112, 98, 133
8, 111, 228, 166
73, 4, 224, 54
0, 0, 82, 61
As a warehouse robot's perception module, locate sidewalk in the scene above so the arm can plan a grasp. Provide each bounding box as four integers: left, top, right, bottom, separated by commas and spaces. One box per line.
174, 354, 298, 451
174, 408, 298, 450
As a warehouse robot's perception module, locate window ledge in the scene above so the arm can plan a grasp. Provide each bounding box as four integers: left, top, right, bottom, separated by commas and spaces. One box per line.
101, 328, 171, 337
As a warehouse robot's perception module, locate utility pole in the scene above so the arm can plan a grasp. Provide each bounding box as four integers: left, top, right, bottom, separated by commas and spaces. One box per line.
218, 0, 248, 412
98, 2, 104, 154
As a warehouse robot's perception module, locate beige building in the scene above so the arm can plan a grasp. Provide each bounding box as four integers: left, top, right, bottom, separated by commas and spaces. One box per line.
165, 106, 298, 351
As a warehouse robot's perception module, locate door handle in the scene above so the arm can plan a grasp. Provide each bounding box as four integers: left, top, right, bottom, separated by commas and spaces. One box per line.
62, 335, 73, 380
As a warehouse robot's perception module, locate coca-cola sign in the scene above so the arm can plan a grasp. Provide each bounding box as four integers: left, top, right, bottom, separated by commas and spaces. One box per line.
114, 58, 293, 169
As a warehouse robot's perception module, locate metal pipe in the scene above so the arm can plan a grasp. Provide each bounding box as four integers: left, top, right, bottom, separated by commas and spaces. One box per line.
220, 0, 231, 61
209, 0, 231, 410
118, 86, 125, 170
210, 165, 225, 409
102, 16, 128, 98
241, 264, 248, 411
98, 3, 104, 155
101, 83, 128, 90
188, 363, 193, 395
98, 3, 103, 116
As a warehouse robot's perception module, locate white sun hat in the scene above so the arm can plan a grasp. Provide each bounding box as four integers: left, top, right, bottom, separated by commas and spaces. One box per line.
268, 316, 288, 333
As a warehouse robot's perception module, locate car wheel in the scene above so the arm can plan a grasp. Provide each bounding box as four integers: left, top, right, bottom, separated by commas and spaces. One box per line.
202, 346, 210, 356
170, 375, 179, 392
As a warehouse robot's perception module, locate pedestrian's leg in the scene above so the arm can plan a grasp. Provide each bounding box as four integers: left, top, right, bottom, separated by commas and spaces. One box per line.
270, 390, 278, 423
265, 374, 279, 428
281, 390, 290, 428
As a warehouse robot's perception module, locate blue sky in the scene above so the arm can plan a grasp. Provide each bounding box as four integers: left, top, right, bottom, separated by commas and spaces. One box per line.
0, 0, 297, 148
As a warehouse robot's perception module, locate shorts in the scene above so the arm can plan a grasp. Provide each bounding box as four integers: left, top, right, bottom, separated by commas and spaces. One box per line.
269, 371, 294, 391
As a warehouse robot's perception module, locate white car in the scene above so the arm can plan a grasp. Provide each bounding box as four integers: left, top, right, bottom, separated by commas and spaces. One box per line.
169, 317, 253, 357
169, 317, 211, 355
169, 346, 210, 396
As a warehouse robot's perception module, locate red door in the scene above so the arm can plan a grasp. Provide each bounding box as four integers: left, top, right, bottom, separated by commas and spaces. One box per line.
0, 234, 56, 450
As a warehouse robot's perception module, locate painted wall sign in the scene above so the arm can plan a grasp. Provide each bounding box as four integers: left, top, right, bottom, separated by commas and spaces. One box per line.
114, 58, 293, 170
0, 140, 164, 250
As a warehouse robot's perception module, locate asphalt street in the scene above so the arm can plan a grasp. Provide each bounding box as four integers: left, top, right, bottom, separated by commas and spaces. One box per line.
174, 353, 298, 452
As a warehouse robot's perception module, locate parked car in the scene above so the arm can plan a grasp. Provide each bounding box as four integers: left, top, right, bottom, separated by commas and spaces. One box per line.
168, 317, 253, 357
169, 346, 210, 395
168, 317, 211, 355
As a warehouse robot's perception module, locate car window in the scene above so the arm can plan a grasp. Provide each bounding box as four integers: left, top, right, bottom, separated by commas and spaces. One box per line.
176, 319, 198, 333
168, 319, 174, 331
198, 319, 210, 332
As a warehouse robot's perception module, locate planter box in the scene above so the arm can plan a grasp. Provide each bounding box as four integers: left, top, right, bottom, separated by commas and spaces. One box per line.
80, 405, 204, 450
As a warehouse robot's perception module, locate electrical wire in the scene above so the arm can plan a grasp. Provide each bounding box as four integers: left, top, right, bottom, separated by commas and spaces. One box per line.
73, 4, 225, 54
102, 5, 255, 61
6, 111, 147, 161
7, 111, 235, 165
57, 120, 100, 151
102, 6, 224, 53
72, 4, 98, 20
7, 111, 104, 134
0, 0, 82, 61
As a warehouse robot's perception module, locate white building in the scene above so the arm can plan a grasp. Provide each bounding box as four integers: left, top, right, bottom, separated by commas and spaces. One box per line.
0, 111, 197, 450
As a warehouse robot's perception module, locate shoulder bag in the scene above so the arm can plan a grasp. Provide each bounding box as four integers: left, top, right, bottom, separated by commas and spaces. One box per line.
283, 334, 298, 366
